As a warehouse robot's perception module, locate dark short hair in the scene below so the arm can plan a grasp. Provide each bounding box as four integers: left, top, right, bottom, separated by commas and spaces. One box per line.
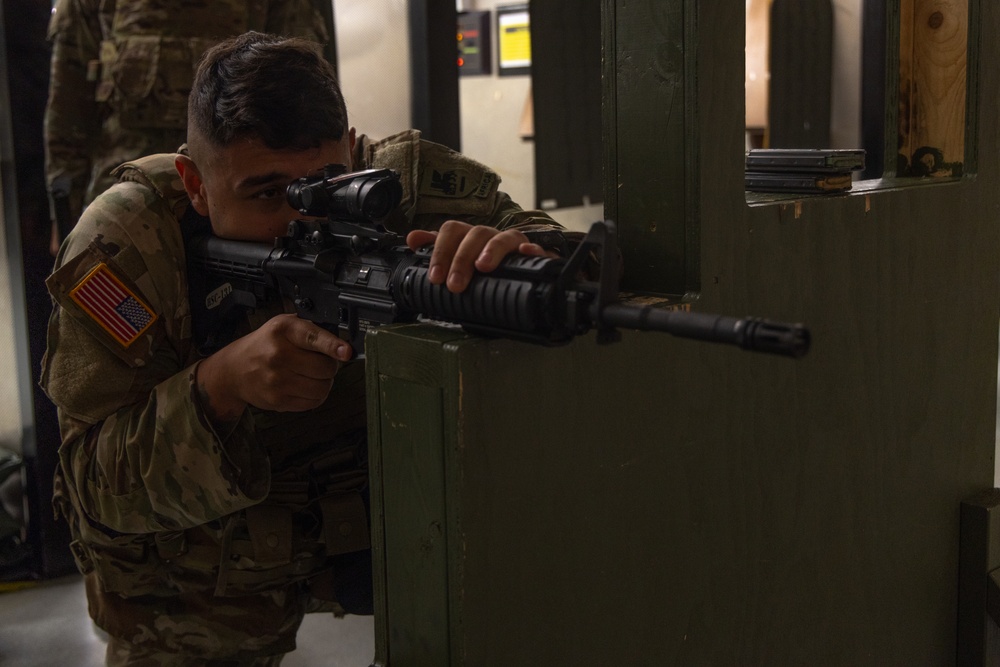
188, 31, 348, 152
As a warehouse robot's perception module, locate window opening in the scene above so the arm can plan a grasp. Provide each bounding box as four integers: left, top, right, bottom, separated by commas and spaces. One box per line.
745, 0, 973, 201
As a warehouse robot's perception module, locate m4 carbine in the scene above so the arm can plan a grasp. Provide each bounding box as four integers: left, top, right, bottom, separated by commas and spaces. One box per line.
186, 166, 810, 359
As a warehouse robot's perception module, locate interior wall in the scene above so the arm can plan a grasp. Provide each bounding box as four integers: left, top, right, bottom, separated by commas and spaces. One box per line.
458, 0, 535, 211
459, 0, 601, 232
335, 0, 598, 231
830, 0, 862, 149
333, 0, 412, 142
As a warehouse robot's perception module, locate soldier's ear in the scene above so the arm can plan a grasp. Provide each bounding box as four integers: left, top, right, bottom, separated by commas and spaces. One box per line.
175, 155, 209, 216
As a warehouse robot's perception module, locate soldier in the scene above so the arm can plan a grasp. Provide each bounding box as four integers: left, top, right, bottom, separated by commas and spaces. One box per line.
41, 32, 567, 666
44, 0, 332, 247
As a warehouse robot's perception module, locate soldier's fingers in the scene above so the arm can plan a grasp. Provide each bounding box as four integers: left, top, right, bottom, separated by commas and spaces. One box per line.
472, 230, 531, 273
405, 229, 438, 251
282, 375, 335, 404
258, 376, 335, 412
426, 220, 472, 285
447, 225, 505, 292
282, 347, 341, 380
277, 316, 353, 362
516, 242, 555, 258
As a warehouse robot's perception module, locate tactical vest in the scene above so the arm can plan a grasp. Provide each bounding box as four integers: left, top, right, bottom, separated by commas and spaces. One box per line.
92, 0, 264, 129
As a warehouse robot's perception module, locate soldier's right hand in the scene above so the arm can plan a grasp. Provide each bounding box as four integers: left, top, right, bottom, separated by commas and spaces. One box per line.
195, 314, 353, 424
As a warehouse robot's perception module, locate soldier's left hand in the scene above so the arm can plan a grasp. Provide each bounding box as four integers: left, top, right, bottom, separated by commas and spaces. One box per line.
405, 220, 550, 293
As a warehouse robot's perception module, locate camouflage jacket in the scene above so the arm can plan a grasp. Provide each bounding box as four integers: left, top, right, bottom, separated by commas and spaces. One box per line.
41, 130, 560, 660
44, 0, 331, 229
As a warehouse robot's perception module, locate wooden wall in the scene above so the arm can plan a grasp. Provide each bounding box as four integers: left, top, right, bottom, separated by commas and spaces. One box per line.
599, 0, 997, 661
898, 0, 969, 175
372, 0, 1000, 663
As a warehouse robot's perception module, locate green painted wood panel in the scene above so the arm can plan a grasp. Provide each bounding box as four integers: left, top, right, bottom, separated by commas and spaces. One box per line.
369, 0, 1000, 663
603, 0, 698, 296
377, 376, 449, 663
367, 325, 471, 666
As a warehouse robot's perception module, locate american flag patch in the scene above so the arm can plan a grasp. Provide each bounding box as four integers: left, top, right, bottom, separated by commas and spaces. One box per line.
69, 264, 157, 347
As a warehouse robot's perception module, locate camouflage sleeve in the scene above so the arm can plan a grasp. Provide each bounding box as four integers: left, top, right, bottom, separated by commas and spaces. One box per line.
468, 192, 593, 259
412, 188, 581, 256
41, 186, 270, 534
53, 362, 269, 534
44, 0, 103, 224
363, 130, 571, 245
472, 190, 560, 232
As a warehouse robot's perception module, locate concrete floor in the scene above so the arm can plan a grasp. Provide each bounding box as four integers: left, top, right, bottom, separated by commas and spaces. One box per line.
0, 575, 375, 666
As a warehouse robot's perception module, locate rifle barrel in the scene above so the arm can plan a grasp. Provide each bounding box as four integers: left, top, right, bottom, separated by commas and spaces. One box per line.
599, 304, 810, 358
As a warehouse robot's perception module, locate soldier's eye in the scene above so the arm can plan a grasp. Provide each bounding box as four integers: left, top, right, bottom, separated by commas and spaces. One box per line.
254, 187, 282, 201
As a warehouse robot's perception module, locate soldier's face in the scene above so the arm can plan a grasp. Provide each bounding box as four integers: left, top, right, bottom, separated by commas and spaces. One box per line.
178, 133, 355, 243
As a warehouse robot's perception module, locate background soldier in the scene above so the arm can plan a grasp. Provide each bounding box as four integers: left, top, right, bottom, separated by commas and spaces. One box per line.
44, 0, 333, 247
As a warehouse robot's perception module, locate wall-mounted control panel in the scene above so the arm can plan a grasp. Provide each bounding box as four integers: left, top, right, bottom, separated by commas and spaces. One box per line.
458, 11, 492, 76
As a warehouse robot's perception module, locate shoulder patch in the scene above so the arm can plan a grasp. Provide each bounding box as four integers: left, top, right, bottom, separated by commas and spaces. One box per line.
364, 130, 502, 223
47, 240, 164, 368
419, 168, 498, 200
69, 263, 158, 348
413, 141, 500, 218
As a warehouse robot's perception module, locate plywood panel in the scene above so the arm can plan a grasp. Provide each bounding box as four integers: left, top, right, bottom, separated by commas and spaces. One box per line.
372, 0, 1000, 663
604, 1, 696, 295
899, 0, 969, 175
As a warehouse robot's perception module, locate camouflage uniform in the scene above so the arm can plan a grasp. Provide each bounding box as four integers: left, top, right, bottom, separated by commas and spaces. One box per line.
41, 130, 561, 664
44, 0, 330, 234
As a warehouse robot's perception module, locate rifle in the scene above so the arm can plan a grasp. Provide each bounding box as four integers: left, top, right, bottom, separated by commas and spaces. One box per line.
186, 166, 810, 359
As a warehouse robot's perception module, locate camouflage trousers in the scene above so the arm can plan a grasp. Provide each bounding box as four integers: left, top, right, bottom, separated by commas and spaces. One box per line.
105, 636, 285, 667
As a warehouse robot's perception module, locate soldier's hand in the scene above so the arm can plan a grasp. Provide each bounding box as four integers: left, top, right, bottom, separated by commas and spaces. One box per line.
195, 314, 352, 424
406, 220, 550, 293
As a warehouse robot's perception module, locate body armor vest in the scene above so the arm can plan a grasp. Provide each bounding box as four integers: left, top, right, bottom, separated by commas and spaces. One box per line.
93, 0, 260, 129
